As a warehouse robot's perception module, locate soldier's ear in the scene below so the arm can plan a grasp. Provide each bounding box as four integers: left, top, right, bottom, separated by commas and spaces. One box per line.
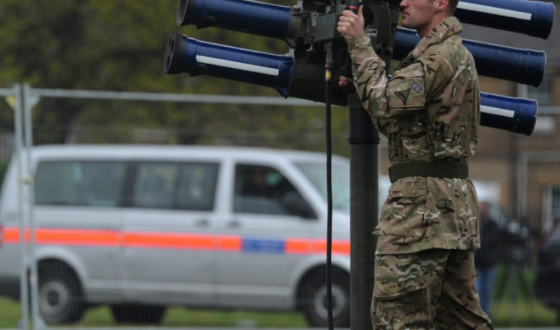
434, 0, 448, 13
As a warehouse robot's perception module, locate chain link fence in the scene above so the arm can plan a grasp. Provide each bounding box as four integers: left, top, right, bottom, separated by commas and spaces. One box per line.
0, 85, 559, 329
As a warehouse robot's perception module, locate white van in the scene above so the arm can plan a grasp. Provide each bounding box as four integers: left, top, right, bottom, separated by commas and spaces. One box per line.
0, 145, 372, 327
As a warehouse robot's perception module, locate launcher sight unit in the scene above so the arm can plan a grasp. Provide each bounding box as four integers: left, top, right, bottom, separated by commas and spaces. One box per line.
164, 0, 555, 136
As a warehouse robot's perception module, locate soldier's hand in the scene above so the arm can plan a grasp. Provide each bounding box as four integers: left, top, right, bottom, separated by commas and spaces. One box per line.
338, 76, 352, 87
337, 5, 365, 39
338, 76, 356, 94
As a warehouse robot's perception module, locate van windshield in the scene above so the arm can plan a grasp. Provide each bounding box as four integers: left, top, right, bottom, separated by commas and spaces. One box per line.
295, 162, 350, 211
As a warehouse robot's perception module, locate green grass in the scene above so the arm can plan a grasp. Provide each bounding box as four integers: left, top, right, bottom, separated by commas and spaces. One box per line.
1, 265, 558, 329
490, 265, 558, 327
2, 294, 558, 329
0, 298, 20, 328
82, 306, 308, 327
0, 297, 308, 328
493, 299, 557, 327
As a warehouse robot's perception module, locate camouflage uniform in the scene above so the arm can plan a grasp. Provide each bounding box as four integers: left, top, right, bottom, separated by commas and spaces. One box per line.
346, 17, 493, 329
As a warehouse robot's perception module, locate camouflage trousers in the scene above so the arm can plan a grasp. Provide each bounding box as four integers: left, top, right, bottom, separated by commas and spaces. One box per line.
372, 249, 494, 330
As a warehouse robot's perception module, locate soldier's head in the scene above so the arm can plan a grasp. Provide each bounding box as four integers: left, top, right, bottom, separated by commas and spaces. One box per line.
400, 0, 453, 37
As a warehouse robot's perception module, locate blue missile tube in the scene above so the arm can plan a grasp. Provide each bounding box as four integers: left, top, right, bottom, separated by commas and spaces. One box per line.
176, 0, 549, 86
164, 32, 293, 96
177, 0, 294, 40
456, 0, 555, 39
176, 0, 554, 40
393, 28, 546, 87
164, 33, 538, 135
480, 93, 537, 136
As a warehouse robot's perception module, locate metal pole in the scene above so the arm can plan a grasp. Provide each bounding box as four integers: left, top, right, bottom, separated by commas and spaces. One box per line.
516, 83, 528, 220
348, 94, 379, 330
23, 84, 42, 330
14, 84, 29, 330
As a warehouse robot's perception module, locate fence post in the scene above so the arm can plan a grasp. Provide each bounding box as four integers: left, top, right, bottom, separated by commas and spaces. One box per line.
13, 83, 30, 330
22, 84, 45, 330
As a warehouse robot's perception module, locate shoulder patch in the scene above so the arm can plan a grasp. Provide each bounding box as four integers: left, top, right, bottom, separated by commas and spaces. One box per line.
411, 82, 423, 93
395, 90, 410, 104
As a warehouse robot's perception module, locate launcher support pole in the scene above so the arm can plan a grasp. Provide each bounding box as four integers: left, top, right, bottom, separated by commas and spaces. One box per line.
348, 93, 379, 330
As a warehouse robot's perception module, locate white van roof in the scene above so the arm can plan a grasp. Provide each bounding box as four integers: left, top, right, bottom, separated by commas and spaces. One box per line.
28, 144, 350, 164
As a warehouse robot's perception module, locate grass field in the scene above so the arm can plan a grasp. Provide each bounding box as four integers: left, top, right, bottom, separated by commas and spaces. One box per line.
493, 300, 557, 327
0, 298, 20, 328
0, 298, 308, 328
1, 296, 558, 328
491, 265, 558, 327
0, 265, 558, 328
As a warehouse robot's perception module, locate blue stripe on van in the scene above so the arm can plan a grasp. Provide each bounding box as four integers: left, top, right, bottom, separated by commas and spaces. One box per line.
242, 237, 285, 254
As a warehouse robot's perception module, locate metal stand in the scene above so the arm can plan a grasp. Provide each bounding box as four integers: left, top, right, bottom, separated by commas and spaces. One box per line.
494, 258, 536, 326
348, 94, 379, 330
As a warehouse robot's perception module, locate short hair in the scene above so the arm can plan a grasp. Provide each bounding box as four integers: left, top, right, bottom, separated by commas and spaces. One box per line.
447, 0, 459, 15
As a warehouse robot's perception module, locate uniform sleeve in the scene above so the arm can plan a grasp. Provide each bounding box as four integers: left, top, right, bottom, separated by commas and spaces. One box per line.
347, 35, 435, 120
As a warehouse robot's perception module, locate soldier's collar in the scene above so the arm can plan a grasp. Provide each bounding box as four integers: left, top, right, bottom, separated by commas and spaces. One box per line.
410, 16, 462, 60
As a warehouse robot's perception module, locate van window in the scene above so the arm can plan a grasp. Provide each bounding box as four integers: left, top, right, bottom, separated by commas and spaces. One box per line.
234, 164, 315, 218
176, 163, 219, 211
35, 161, 126, 207
295, 162, 350, 211
132, 162, 219, 211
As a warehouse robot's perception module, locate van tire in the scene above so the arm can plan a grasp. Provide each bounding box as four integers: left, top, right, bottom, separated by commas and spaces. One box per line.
111, 304, 166, 324
301, 270, 350, 327
38, 266, 84, 324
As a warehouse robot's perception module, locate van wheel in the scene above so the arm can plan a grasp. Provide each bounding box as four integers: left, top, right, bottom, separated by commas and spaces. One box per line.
301, 271, 350, 327
38, 267, 84, 324
111, 304, 166, 324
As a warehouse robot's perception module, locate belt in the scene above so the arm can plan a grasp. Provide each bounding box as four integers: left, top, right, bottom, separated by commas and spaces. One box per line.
388, 161, 469, 183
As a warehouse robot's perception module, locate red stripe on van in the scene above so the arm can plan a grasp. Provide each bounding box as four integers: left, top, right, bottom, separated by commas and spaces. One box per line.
37, 229, 121, 246
285, 238, 350, 256
218, 236, 242, 251
285, 239, 309, 254
332, 240, 351, 255
3, 227, 349, 255
4, 227, 20, 243
309, 239, 350, 255
2, 228, 120, 246
123, 232, 215, 250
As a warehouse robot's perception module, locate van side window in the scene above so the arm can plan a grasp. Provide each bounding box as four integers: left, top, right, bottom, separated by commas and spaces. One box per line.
132, 162, 219, 211
35, 161, 126, 207
133, 163, 179, 209
234, 164, 316, 218
176, 163, 219, 211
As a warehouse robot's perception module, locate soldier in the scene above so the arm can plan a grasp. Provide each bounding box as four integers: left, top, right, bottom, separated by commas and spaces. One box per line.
337, 0, 494, 329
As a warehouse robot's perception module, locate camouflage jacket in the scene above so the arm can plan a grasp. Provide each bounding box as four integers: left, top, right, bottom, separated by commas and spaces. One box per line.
347, 17, 481, 254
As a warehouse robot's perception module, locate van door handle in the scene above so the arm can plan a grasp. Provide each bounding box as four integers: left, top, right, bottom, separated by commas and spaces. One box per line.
227, 220, 241, 229
195, 219, 209, 227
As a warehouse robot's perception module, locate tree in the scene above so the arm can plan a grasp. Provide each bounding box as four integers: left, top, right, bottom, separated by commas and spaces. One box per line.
0, 0, 346, 150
